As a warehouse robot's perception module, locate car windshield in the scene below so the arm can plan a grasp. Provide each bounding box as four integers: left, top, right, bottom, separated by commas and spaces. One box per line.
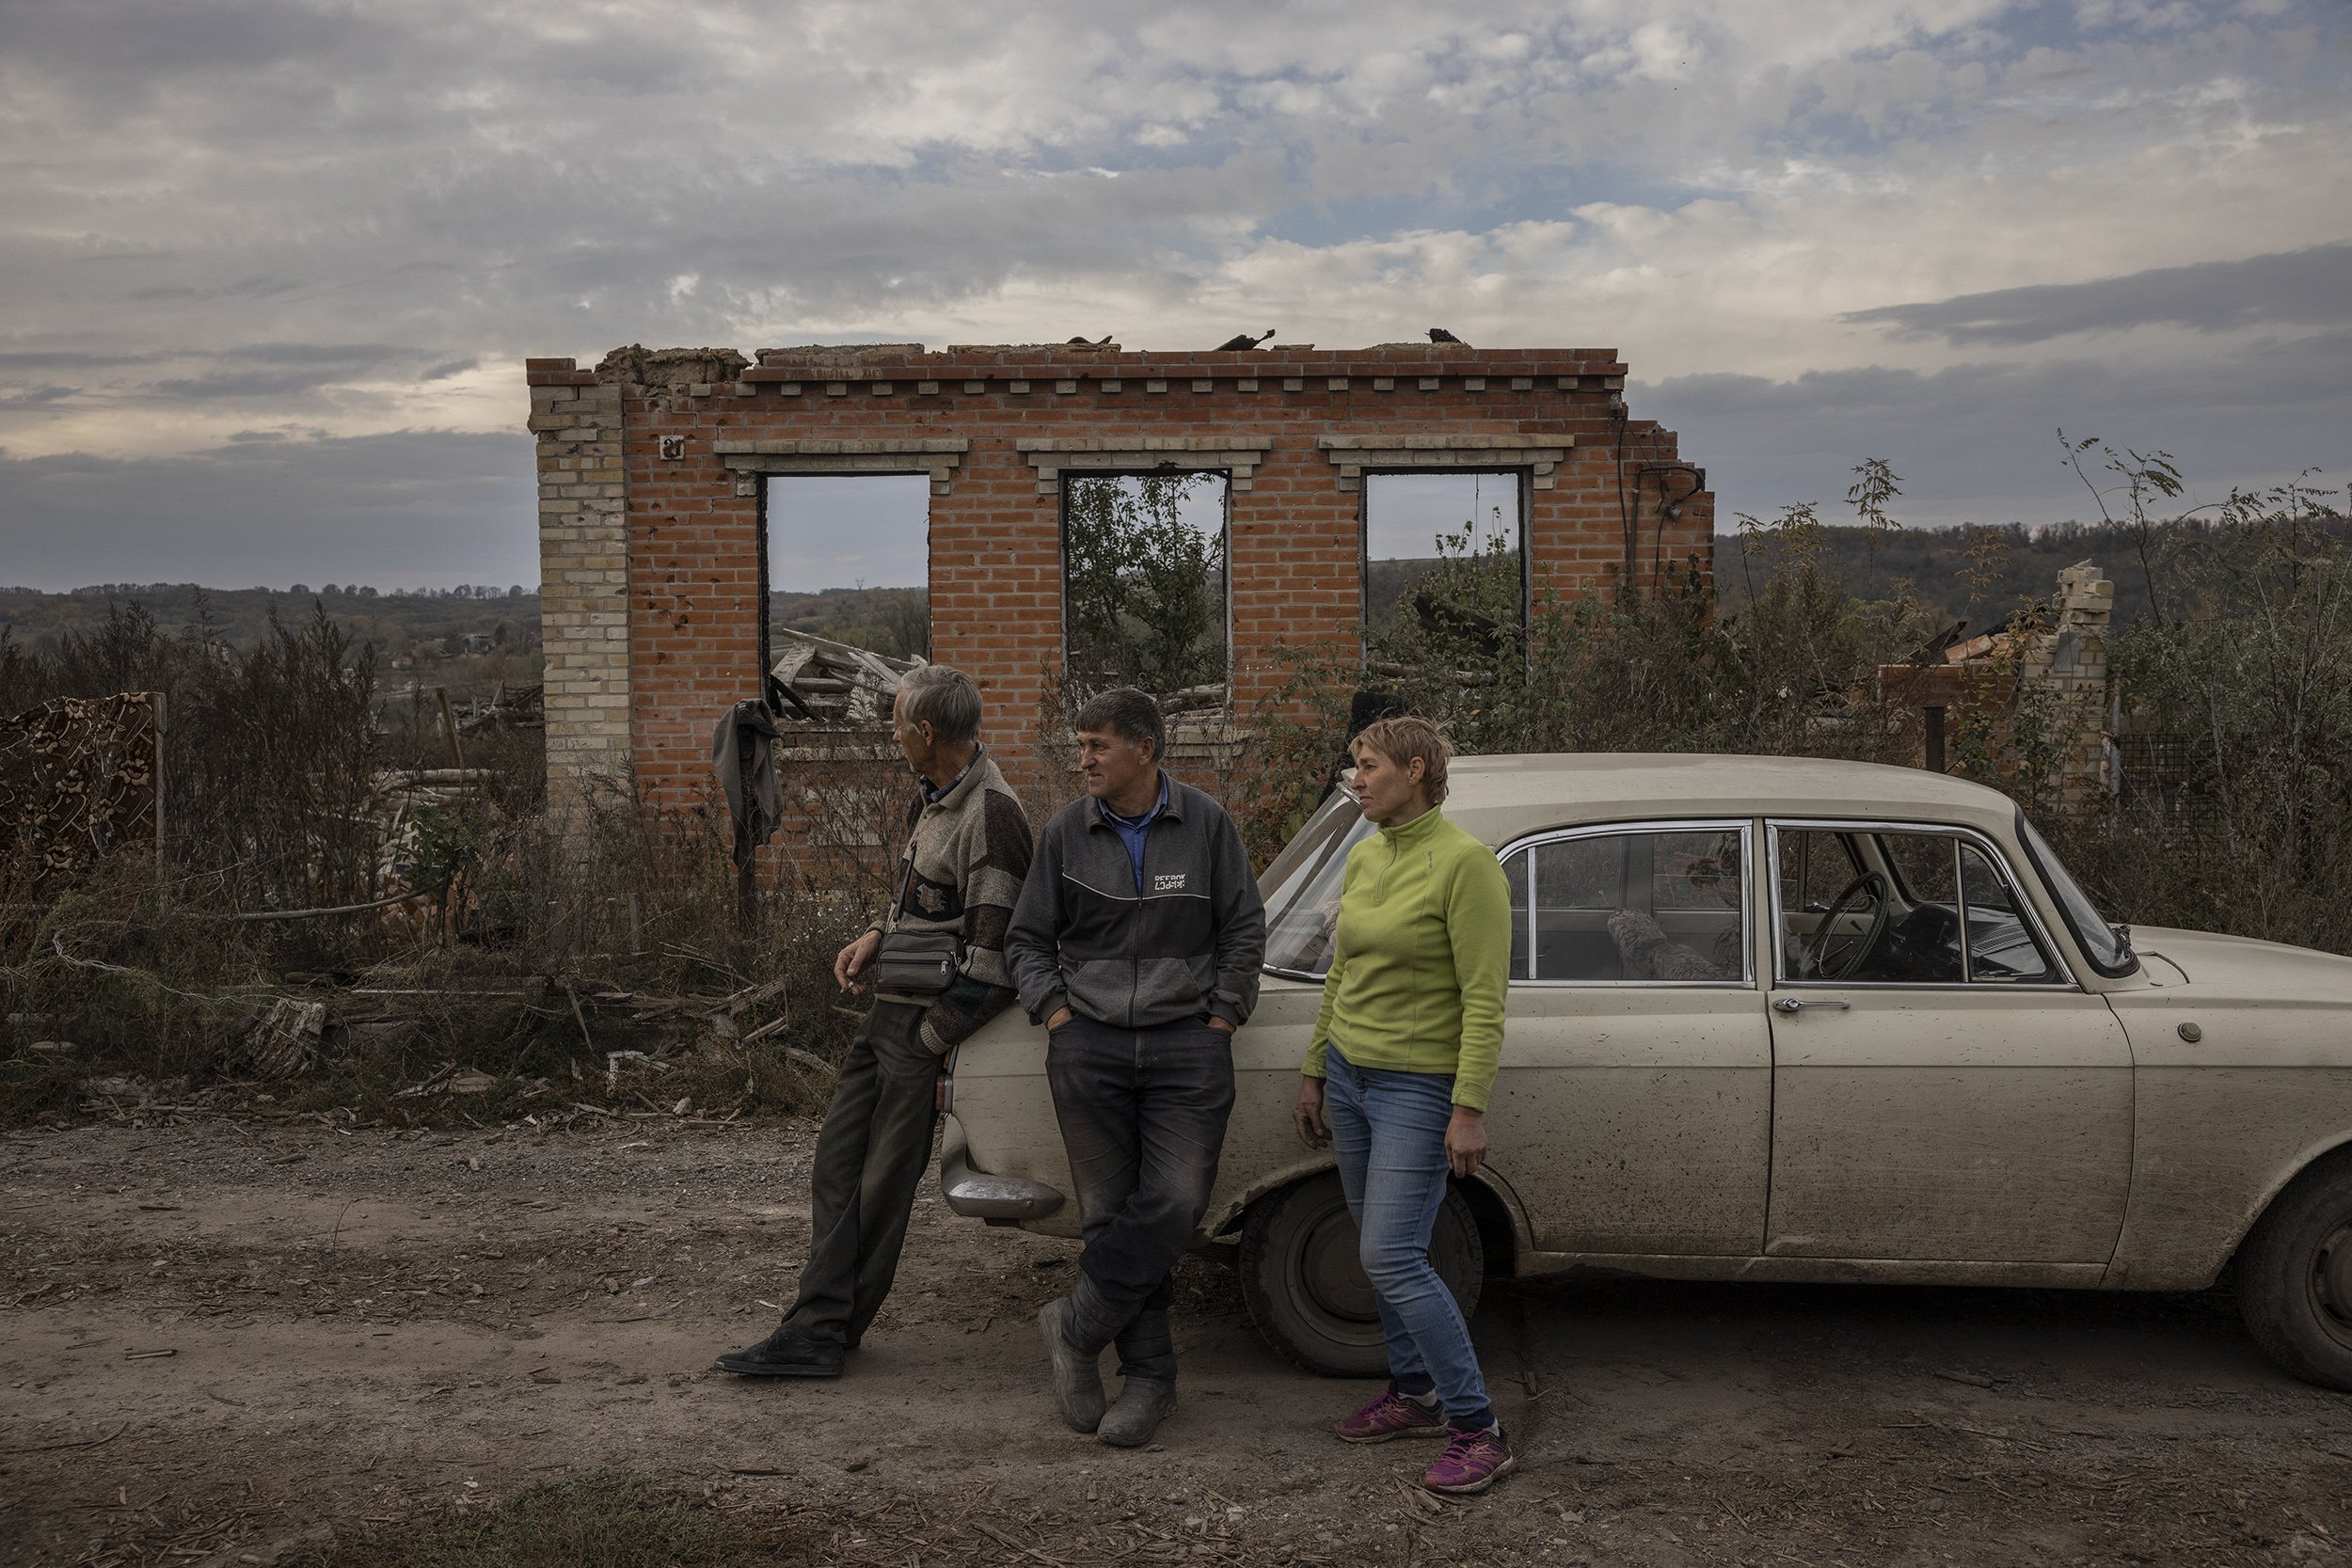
1259, 790, 1376, 979
2016, 813, 2137, 977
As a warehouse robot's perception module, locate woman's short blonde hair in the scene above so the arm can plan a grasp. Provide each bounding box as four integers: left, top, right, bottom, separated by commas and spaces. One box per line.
1350, 715, 1453, 806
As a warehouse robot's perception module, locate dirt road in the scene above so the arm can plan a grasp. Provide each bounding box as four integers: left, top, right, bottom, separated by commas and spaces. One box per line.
5, 1116, 2350, 1566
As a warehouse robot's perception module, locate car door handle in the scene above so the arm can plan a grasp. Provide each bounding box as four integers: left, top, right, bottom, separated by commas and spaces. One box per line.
1773, 997, 1851, 1013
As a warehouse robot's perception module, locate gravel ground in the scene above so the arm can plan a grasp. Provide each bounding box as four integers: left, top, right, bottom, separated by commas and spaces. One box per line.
5, 1114, 2351, 1567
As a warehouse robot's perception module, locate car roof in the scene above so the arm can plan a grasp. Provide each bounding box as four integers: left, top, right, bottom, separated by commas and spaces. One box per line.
1440, 752, 2023, 847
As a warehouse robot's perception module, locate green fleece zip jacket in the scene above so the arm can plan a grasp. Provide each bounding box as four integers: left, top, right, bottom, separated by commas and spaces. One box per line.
1303, 806, 1512, 1110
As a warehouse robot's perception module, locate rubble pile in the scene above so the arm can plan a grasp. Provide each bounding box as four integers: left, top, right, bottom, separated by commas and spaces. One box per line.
770, 628, 925, 726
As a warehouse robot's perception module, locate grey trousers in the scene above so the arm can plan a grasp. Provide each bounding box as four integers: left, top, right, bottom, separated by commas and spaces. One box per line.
1046, 1014, 1236, 1383
779, 1000, 942, 1347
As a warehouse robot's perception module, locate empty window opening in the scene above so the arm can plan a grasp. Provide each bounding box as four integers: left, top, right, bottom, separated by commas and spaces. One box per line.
762, 474, 930, 723
1362, 471, 1525, 664
1061, 472, 1229, 705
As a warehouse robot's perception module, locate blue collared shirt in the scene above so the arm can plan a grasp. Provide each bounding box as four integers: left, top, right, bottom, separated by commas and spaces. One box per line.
1096, 772, 1168, 894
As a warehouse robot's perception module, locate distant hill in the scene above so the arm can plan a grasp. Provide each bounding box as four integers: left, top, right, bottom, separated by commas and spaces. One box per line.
1715, 515, 2351, 632
0, 583, 539, 659
771, 585, 929, 661
0, 585, 545, 716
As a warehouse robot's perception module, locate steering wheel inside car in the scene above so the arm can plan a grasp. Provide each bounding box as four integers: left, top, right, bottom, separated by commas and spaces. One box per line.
1804, 872, 1890, 981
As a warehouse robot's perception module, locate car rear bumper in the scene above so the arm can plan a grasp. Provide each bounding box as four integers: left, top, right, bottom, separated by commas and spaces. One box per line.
939, 1116, 1066, 1221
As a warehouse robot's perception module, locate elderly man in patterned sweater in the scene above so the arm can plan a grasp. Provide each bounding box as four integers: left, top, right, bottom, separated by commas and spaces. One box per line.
718, 663, 1032, 1378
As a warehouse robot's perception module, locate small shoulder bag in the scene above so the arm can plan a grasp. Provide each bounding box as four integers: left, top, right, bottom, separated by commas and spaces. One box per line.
870, 841, 963, 998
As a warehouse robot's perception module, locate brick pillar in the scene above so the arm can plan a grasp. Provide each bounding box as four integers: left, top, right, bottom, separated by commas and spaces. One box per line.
529, 358, 633, 816
2048, 562, 2117, 809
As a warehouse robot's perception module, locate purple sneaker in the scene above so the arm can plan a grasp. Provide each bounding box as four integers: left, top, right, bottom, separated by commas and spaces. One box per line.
1421, 1425, 1516, 1495
1333, 1390, 1446, 1444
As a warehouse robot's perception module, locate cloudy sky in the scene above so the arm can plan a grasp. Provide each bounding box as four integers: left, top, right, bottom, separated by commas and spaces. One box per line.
1, 0, 2344, 592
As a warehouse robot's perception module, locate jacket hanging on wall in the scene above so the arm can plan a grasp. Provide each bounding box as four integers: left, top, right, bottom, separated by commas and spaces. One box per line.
711, 700, 785, 865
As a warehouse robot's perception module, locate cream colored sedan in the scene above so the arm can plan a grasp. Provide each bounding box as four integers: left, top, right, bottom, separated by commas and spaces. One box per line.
939, 753, 2352, 1390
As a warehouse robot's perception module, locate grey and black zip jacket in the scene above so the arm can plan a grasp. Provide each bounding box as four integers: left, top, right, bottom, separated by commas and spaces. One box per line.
1006, 775, 1266, 1031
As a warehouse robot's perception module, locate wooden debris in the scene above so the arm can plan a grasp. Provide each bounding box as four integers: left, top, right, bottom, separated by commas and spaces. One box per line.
234, 997, 326, 1080
771, 628, 924, 725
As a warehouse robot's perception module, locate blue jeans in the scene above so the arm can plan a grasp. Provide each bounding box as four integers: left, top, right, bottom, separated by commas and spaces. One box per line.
1324, 1048, 1494, 1431
1046, 1014, 1236, 1382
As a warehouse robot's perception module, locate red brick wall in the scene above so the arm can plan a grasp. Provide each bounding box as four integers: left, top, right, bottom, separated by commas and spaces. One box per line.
529, 344, 1716, 815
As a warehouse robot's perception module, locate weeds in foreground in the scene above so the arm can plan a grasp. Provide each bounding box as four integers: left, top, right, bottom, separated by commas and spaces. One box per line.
0, 736, 902, 1125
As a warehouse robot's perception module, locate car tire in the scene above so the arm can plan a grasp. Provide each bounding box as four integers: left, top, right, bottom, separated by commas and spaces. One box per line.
2236, 1147, 2352, 1392
1238, 1169, 1484, 1378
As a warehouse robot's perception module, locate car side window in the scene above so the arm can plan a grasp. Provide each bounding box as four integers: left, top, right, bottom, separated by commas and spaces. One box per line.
1774, 826, 2062, 986
1777, 828, 1862, 916
1779, 827, 1963, 983
1960, 843, 2059, 983
1505, 826, 1747, 983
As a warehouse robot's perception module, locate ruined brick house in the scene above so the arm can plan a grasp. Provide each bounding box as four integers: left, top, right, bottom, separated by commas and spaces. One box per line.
528, 341, 1718, 818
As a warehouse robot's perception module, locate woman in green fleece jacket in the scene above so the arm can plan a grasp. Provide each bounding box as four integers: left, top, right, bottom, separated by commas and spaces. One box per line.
1292, 716, 1516, 1495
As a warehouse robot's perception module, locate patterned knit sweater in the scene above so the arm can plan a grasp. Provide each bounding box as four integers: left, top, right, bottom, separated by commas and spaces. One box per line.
872, 750, 1034, 1054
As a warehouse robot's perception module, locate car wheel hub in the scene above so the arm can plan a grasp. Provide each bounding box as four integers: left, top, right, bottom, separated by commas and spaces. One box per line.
1300, 1206, 1378, 1323
2315, 1219, 2352, 1349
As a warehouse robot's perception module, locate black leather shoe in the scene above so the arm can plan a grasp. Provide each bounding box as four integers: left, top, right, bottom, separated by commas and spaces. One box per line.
714, 1326, 845, 1377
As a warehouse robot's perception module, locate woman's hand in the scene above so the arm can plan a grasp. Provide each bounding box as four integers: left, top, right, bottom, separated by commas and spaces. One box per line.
1445, 1106, 1487, 1177
1294, 1076, 1328, 1148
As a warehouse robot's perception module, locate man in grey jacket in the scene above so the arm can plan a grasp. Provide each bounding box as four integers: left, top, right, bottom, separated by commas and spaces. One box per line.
1007, 687, 1266, 1448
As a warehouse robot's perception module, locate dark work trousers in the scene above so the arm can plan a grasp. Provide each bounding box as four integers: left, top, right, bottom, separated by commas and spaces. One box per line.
779, 1000, 942, 1348
1045, 1014, 1236, 1384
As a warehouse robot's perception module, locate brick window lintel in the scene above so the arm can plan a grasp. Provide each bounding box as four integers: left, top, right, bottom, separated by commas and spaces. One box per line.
1015, 436, 1275, 496
714, 437, 972, 498
1314, 434, 1574, 491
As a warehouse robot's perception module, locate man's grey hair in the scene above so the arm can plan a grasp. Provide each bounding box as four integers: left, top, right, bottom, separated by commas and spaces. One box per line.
1073, 686, 1164, 762
897, 663, 983, 745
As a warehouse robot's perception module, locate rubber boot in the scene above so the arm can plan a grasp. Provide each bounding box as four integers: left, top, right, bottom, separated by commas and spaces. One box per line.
1097, 1376, 1177, 1448
1038, 1296, 1106, 1433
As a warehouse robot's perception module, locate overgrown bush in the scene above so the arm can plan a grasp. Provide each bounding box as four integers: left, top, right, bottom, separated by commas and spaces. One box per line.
2066, 477, 2352, 953
1231, 478, 1932, 862
2, 600, 385, 911
0, 598, 903, 1122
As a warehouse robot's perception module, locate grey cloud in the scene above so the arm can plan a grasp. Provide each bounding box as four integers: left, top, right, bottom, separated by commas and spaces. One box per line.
0, 351, 163, 370
0, 342, 471, 405
0, 0, 369, 101
220, 341, 411, 365
1645, 330, 2350, 532
147, 343, 444, 400
151, 369, 363, 399
126, 277, 304, 302
1842, 243, 2352, 345
0, 431, 536, 591
0, 0, 2344, 591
